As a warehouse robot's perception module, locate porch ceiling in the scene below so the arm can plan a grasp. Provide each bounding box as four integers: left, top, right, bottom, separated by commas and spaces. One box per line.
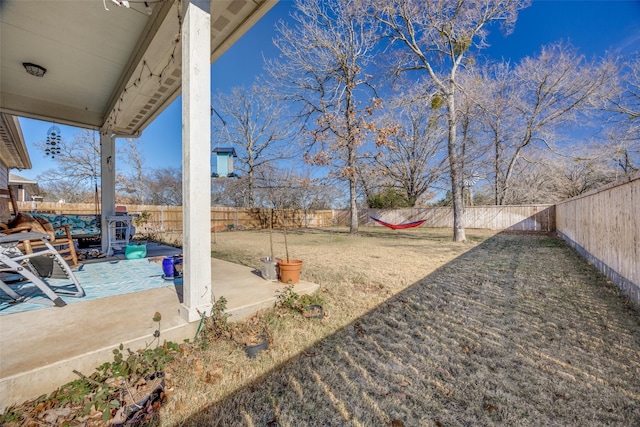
0, 0, 277, 136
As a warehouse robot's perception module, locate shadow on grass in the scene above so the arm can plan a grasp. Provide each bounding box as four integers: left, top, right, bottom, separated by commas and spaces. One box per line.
173, 232, 640, 426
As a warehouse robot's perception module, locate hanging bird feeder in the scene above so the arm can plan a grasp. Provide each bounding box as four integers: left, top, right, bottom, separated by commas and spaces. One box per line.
211, 147, 238, 178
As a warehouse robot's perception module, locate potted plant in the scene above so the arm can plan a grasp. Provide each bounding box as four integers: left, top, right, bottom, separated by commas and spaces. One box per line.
276, 285, 324, 319
260, 209, 279, 281
243, 332, 269, 358
231, 314, 270, 358
277, 210, 303, 284
302, 304, 324, 319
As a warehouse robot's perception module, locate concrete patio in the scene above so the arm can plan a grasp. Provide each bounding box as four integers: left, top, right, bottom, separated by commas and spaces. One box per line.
0, 251, 318, 409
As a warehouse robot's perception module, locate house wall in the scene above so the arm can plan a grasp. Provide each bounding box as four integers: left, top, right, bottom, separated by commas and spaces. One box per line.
0, 162, 10, 222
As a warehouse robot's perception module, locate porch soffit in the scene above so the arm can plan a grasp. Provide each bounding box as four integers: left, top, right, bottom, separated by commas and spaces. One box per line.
0, 0, 278, 136
0, 113, 30, 170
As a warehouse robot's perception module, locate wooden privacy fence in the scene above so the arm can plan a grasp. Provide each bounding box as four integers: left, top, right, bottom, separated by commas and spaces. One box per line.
18, 202, 554, 232
334, 205, 555, 232
15, 191, 637, 307
556, 172, 639, 305
16, 202, 335, 233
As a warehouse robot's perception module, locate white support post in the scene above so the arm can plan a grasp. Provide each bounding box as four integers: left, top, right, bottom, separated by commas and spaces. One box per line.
180, 0, 212, 322
100, 131, 116, 254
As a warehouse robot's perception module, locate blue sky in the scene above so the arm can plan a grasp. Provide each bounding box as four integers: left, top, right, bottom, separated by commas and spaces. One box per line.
17, 0, 640, 181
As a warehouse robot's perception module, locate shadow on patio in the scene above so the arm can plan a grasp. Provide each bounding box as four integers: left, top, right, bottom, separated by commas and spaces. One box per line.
171, 232, 640, 426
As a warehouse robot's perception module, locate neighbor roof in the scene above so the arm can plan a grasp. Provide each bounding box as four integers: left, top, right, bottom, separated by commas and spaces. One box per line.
8, 173, 37, 186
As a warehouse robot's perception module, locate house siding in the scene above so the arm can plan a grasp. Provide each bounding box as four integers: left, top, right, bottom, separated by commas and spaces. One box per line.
0, 162, 10, 221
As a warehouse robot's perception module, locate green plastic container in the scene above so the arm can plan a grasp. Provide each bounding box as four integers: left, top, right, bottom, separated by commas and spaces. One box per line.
125, 244, 147, 260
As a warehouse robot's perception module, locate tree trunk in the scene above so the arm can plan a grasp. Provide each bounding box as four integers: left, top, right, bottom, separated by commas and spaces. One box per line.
348, 145, 359, 234
247, 159, 255, 207
446, 93, 466, 242
494, 135, 500, 205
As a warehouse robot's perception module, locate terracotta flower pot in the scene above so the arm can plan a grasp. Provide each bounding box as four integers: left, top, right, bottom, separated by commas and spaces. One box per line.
277, 259, 303, 284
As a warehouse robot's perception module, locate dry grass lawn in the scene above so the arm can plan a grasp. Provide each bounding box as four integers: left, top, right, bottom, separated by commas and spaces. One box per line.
160, 227, 640, 426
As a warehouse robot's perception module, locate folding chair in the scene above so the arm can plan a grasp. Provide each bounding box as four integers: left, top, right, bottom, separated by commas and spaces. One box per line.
0, 232, 85, 307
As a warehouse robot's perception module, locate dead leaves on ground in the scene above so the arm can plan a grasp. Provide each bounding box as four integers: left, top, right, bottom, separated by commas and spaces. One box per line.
203, 366, 224, 384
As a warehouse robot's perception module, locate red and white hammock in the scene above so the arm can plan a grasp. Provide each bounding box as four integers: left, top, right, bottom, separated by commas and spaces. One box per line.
369, 216, 427, 230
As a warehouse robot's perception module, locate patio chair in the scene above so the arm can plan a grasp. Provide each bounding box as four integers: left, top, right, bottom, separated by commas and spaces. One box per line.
0, 231, 85, 307
0, 187, 80, 268
3, 213, 80, 268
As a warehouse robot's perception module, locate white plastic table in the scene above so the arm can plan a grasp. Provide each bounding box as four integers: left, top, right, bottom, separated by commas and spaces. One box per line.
105, 215, 133, 256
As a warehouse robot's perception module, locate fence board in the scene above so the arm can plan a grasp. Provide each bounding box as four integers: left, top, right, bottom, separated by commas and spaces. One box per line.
556, 172, 640, 305
14, 189, 636, 307
16, 203, 335, 233
344, 205, 555, 231
16, 203, 554, 232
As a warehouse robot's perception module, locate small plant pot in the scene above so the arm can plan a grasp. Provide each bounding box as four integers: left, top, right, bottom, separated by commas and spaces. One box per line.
278, 259, 303, 284
123, 371, 165, 422
244, 334, 269, 358
303, 304, 323, 319
260, 257, 280, 282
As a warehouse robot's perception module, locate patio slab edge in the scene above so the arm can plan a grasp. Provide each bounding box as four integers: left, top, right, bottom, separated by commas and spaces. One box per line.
0, 257, 320, 411
225, 280, 319, 321
0, 320, 199, 410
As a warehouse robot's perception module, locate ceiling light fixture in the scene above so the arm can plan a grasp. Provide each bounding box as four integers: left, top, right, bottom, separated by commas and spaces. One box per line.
111, 0, 130, 7
23, 62, 47, 77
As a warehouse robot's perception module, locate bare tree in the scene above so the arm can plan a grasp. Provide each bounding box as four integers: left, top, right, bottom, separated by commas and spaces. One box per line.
371, 87, 448, 206
605, 56, 640, 176
355, 160, 383, 208
475, 145, 618, 204
34, 130, 156, 205
455, 71, 490, 206
212, 83, 295, 207
478, 43, 618, 204
253, 166, 338, 210
472, 62, 521, 204
34, 129, 101, 203
117, 138, 149, 204
268, 0, 380, 234
212, 176, 251, 207
35, 173, 97, 203
549, 155, 617, 200
288, 173, 340, 212
147, 167, 182, 206
372, 0, 530, 241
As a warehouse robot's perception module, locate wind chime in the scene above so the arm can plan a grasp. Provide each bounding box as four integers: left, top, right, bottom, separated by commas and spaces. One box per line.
45, 126, 62, 158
